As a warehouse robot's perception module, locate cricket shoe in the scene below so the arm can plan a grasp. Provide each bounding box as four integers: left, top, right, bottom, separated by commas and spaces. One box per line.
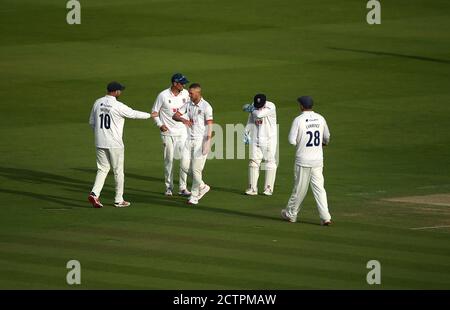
114, 201, 131, 208
197, 184, 210, 200
321, 220, 332, 226
245, 188, 258, 196
88, 193, 103, 208
187, 197, 199, 205
263, 187, 273, 196
281, 209, 297, 223
164, 188, 173, 196
178, 189, 191, 197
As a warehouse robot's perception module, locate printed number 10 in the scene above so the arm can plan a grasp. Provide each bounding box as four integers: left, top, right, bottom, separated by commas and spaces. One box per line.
99, 113, 111, 129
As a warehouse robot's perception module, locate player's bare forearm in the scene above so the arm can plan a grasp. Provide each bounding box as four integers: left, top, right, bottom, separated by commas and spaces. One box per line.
172, 112, 183, 122
206, 120, 213, 139
173, 112, 192, 127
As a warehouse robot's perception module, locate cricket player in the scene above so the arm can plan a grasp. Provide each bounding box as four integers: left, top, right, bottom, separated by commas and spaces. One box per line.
151, 73, 191, 197
172, 83, 213, 205
242, 94, 278, 196
281, 96, 332, 225
88, 82, 151, 208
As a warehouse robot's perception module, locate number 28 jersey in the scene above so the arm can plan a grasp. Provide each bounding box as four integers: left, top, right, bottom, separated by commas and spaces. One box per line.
89, 95, 150, 149
288, 111, 331, 167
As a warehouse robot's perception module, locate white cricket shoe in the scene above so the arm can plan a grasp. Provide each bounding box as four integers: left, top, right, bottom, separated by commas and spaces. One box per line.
187, 197, 199, 205
114, 201, 131, 208
245, 188, 258, 196
197, 184, 210, 200
263, 187, 273, 196
164, 188, 173, 196
178, 189, 191, 197
281, 209, 297, 223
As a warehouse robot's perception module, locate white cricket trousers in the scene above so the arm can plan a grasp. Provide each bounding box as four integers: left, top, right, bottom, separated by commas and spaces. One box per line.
286, 165, 331, 222
181, 138, 207, 198
161, 134, 188, 191
91, 147, 125, 203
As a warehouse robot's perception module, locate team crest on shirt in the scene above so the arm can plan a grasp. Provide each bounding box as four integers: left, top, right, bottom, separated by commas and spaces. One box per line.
168, 100, 171, 103
255, 119, 263, 125
198, 110, 202, 115
172, 108, 177, 112
183, 98, 186, 103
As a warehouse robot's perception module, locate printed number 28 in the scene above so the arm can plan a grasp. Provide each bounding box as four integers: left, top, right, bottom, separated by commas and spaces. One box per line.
99, 113, 111, 129
306, 130, 320, 147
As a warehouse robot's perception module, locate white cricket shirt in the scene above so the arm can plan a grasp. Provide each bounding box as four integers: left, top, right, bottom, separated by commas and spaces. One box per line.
246, 101, 278, 146
181, 98, 213, 139
152, 88, 190, 136
288, 111, 330, 167
89, 95, 151, 149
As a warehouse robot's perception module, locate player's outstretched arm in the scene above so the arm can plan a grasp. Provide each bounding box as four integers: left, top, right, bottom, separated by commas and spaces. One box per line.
118, 104, 151, 120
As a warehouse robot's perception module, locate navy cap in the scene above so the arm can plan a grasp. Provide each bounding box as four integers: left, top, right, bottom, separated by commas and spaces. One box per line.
171, 73, 189, 84
107, 81, 125, 92
298, 96, 314, 109
253, 93, 266, 109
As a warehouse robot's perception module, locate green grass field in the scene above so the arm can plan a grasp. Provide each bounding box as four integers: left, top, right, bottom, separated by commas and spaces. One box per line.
0, 0, 449, 289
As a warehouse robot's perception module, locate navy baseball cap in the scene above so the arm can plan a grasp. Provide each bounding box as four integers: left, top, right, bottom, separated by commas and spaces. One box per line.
107, 81, 125, 92
253, 93, 266, 109
298, 96, 314, 109
171, 73, 189, 84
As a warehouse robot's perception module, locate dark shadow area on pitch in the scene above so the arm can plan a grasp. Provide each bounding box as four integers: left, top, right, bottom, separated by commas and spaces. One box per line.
0, 188, 89, 208
108, 170, 243, 196
68, 168, 316, 225
0, 166, 95, 208
329, 47, 450, 64
72, 168, 165, 185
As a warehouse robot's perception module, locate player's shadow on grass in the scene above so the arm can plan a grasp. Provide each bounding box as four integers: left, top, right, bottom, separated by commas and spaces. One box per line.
329, 47, 450, 64
74, 168, 243, 195
72, 168, 165, 185
0, 188, 88, 209
0, 166, 93, 208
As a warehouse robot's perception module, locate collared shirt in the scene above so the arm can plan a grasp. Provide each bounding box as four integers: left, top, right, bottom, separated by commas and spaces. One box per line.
180, 98, 213, 139
89, 95, 150, 148
152, 88, 190, 136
